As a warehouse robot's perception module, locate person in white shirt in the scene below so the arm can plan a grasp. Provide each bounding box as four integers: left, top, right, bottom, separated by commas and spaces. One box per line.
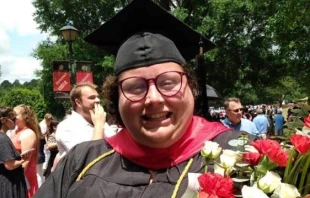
55, 82, 117, 159
39, 113, 53, 167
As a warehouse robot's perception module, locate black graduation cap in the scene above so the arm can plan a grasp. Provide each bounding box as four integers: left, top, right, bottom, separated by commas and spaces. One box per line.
85, 0, 215, 75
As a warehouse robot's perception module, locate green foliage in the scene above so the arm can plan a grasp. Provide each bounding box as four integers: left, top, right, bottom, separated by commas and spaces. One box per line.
31, 0, 309, 109
171, 7, 188, 22
0, 87, 47, 120
265, 76, 307, 102
286, 119, 304, 130
23, 79, 41, 90
292, 104, 310, 117
32, 0, 122, 36
284, 103, 310, 137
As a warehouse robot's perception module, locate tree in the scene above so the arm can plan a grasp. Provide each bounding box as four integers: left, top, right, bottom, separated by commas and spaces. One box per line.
267, 0, 310, 91
186, 0, 309, 103
265, 76, 307, 102
0, 88, 47, 120
12, 80, 22, 87
32, 0, 309, 107
0, 80, 12, 89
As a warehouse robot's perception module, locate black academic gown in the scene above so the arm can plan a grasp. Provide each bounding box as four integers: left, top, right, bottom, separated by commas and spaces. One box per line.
34, 130, 242, 198
34, 140, 206, 198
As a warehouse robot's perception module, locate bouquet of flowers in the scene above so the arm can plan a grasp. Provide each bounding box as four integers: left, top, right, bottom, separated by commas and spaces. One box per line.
191, 105, 310, 198
196, 141, 236, 198
194, 134, 310, 198
241, 135, 310, 198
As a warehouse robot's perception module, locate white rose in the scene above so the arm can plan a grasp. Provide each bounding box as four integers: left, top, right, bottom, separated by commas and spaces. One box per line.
214, 152, 237, 177
271, 183, 301, 198
214, 163, 225, 176
218, 149, 242, 169
258, 171, 282, 194
222, 149, 242, 162
220, 153, 236, 167
241, 185, 269, 198
201, 141, 222, 159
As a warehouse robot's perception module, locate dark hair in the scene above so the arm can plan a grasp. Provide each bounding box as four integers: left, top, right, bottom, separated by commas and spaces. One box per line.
102, 63, 198, 127
0, 106, 14, 129
48, 120, 60, 136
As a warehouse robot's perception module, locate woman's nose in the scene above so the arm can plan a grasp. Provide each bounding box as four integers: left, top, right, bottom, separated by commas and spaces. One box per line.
145, 84, 164, 105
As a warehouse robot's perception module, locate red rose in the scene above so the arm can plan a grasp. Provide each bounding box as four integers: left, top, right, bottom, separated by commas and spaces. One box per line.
267, 149, 289, 167
304, 115, 310, 128
290, 134, 310, 154
242, 152, 262, 166
251, 139, 288, 167
251, 139, 282, 154
198, 173, 235, 198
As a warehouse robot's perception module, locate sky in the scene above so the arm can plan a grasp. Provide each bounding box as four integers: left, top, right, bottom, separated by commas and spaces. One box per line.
0, 0, 48, 84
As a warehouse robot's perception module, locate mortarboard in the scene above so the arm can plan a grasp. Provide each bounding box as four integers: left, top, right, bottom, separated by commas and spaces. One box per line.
84, 0, 215, 75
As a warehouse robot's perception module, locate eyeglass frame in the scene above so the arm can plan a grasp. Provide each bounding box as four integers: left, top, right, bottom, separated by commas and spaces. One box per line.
117, 71, 186, 102
4, 117, 17, 123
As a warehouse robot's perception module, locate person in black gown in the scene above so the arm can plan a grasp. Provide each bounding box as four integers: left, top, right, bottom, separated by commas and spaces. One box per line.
34, 0, 246, 197
0, 106, 32, 198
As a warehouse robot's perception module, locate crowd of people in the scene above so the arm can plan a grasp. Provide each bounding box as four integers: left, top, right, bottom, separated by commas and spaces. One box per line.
0, 81, 120, 198
0, 86, 298, 198
0, 92, 291, 197
210, 100, 288, 138
0, 0, 308, 197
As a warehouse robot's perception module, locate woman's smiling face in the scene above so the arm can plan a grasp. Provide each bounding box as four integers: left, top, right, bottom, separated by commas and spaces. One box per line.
118, 62, 194, 148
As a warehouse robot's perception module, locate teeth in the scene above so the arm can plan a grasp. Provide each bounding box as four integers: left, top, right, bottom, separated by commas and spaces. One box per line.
142, 113, 170, 121
147, 113, 167, 119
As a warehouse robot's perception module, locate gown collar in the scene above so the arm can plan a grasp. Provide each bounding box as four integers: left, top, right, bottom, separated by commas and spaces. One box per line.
105, 116, 229, 169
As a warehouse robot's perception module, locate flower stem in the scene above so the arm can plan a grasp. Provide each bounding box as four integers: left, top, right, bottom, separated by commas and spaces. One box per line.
288, 154, 304, 186
283, 148, 296, 183
204, 158, 211, 173
298, 152, 310, 195
303, 172, 310, 195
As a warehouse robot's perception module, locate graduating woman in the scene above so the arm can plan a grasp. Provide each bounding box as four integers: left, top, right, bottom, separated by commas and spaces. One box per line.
35, 0, 243, 197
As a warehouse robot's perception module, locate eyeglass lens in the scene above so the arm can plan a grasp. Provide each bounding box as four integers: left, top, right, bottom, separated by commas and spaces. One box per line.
6, 117, 16, 122
119, 71, 184, 102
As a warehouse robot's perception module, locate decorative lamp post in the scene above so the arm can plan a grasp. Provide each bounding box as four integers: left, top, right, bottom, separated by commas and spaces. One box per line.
60, 23, 78, 86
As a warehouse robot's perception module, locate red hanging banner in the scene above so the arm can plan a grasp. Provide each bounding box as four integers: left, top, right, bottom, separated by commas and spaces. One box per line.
76, 71, 93, 84
75, 61, 93, 84
53, 71, 71, 91
52, 60, 70, 92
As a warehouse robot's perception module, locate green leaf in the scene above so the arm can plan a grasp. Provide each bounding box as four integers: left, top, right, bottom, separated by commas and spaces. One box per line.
287, 154, 304, 186
303, 172, 310, 195
283, 148, 296, 183
298, 152, 310, 195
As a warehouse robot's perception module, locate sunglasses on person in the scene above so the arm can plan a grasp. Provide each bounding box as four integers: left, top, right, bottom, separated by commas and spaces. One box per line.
229, 108, 244, 113
118, 71, 185, 102
8, 117, 17, 122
